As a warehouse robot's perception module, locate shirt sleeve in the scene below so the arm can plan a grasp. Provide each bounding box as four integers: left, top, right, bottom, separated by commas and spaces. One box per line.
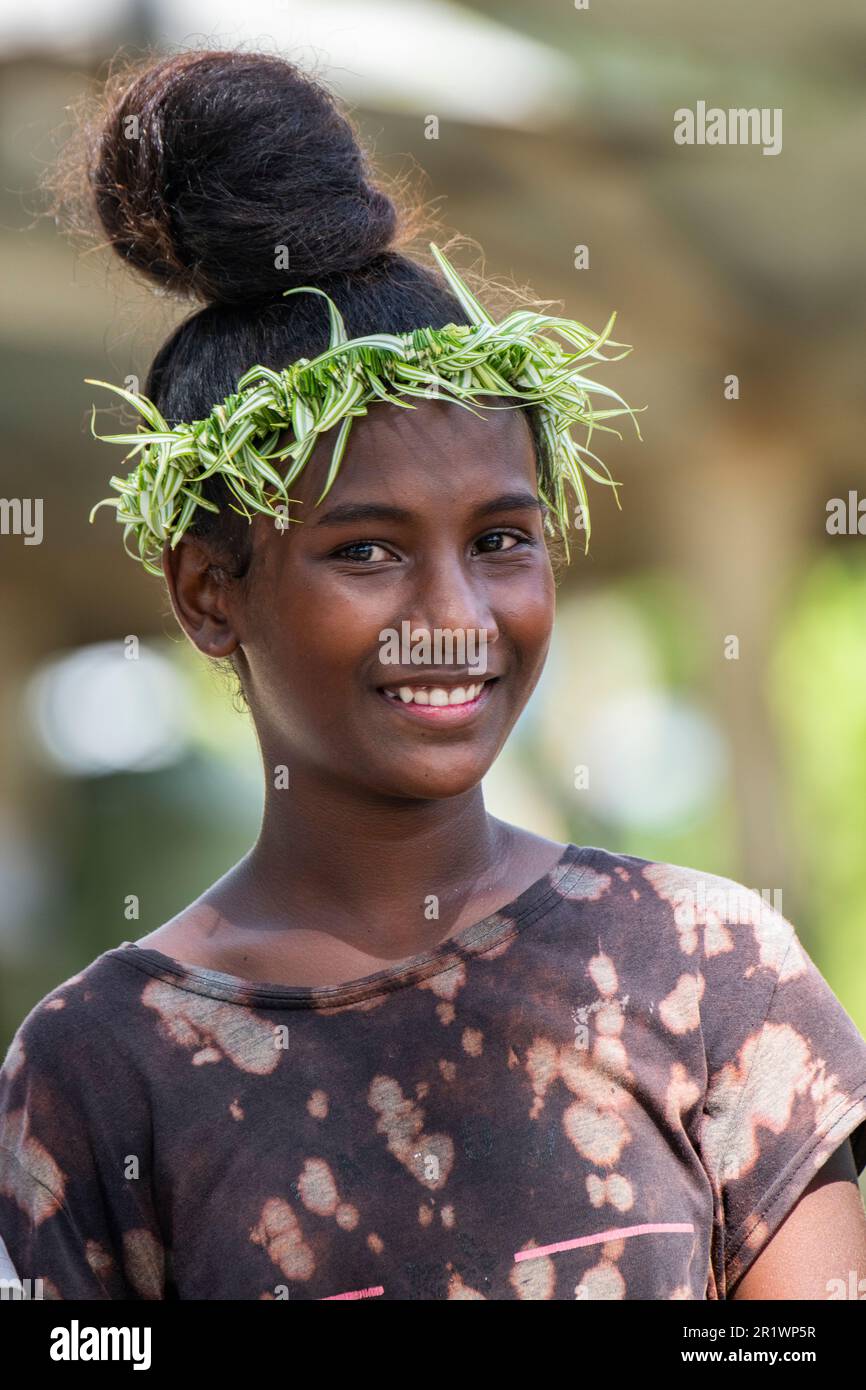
0, 984, 166, 1300
0, 1145, 113, 1299
694, 885, 866, 1296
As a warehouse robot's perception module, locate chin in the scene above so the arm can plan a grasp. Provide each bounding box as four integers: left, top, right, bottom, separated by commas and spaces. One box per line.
366, 760, 492, 802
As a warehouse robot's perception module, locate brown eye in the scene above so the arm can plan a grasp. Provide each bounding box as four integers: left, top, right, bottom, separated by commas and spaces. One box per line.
333, 541, 393, 563
474, 530, 526, 554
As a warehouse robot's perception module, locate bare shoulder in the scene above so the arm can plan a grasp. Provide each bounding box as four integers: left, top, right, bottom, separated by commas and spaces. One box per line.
132, 854, 255, 965
490, 818, 571, 877
132, 900, 226, 963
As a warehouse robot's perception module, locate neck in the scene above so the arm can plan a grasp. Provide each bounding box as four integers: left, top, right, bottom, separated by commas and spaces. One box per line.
223, 763, 512, 959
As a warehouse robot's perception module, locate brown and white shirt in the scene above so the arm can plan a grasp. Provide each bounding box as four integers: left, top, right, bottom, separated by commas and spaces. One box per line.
2, 842, 865, 1300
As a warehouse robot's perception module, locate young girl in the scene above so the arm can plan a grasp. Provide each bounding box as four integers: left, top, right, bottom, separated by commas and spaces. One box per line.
2, 49, 865, 1302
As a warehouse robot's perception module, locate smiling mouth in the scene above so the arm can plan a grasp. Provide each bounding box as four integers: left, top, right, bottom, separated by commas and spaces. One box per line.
376, 677, 499, 721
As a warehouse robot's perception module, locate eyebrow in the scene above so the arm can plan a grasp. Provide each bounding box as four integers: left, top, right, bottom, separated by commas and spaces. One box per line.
312, 491, 548, 528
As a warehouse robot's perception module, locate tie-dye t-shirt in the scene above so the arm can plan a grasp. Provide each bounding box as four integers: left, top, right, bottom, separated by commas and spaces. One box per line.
2, 842, 866, 1302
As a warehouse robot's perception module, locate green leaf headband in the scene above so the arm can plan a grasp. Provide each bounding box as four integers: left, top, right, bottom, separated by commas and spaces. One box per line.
85, 243, 644, 576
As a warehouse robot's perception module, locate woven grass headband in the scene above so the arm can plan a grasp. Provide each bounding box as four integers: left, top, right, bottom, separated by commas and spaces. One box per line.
86, 243, 644, 576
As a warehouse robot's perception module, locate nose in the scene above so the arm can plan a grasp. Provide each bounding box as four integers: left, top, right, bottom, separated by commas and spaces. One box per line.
395, 549, 499, 671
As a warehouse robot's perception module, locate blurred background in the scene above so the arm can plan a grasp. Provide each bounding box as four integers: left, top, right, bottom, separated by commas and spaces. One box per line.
1, 1, 865, 1063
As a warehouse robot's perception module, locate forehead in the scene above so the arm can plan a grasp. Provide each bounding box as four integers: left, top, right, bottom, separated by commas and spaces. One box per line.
276, 396, 538, 514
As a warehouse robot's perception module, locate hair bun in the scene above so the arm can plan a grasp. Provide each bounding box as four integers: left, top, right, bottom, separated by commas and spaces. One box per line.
88, 49, 400, 305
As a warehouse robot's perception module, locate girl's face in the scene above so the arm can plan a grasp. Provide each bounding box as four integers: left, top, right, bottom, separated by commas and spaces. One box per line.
168, 398, 556, 800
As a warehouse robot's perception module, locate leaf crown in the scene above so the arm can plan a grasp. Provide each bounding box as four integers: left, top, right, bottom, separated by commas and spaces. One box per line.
86, 243, 644, 575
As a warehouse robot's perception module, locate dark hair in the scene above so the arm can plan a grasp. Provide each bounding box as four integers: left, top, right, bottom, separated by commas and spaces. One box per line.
47, 47, 563, 651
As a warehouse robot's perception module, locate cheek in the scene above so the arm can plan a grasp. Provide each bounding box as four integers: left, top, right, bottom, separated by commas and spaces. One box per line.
498, 567, 556, 645
250, 581, 374, 697
508, 606, 555, 691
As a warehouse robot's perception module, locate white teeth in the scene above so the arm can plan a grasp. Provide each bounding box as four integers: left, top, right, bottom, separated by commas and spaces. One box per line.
386, 682, 486, 706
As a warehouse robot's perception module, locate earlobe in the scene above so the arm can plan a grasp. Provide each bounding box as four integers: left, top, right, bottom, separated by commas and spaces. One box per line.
161, 538, 242, 659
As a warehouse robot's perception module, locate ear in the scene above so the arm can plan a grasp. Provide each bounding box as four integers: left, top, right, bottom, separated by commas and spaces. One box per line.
161, 536, 242, 659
